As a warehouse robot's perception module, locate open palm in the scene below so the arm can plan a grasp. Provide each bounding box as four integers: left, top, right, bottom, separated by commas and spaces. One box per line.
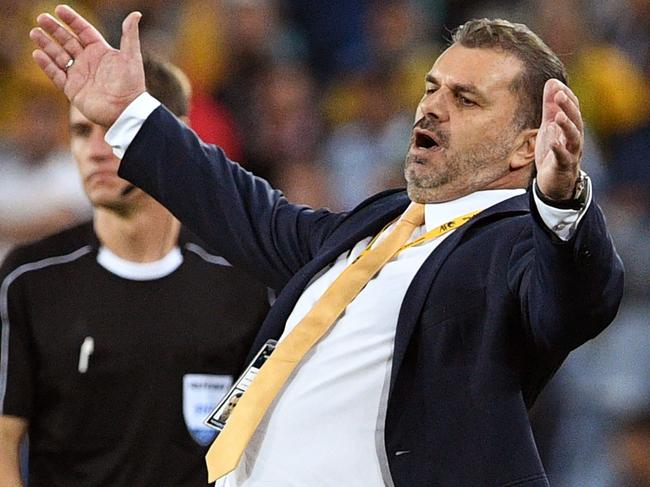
534, 79, 584, 201
30, 5, 146, 127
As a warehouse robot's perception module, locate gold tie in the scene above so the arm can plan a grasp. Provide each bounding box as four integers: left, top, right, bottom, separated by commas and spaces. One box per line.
205, 202, 425, 482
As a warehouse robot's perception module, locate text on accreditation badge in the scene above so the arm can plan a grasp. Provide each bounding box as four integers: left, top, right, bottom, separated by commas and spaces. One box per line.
204, 339, 277, 434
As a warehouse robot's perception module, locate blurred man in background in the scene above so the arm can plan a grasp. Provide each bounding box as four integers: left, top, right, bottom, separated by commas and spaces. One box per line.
0, 56, 271, 486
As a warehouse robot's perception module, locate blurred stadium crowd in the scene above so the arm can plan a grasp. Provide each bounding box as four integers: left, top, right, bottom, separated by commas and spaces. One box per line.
1, 0, 649, 485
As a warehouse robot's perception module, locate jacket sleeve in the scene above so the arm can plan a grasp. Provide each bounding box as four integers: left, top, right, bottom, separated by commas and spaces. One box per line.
118, 106, 345, 290
508, 194, 624, 354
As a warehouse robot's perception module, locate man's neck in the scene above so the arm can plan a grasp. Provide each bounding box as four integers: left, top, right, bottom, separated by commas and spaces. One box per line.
94, 203, 181, 263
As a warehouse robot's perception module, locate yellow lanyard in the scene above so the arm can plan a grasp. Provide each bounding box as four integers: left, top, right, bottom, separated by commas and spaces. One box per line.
357, 209, 482, 261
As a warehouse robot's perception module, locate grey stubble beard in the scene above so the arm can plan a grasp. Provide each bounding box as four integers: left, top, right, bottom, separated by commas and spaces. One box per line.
404, 130, 516, 203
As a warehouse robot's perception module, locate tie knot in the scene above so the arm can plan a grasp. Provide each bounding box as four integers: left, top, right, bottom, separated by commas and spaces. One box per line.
399, 202, 425, 227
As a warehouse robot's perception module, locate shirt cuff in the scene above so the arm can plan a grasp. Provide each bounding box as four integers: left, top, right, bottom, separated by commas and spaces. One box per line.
105, 92, 161, 159
532, 173, 592, 241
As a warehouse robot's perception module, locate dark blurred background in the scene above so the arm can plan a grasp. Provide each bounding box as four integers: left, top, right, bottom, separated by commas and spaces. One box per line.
2, 1, 649, 485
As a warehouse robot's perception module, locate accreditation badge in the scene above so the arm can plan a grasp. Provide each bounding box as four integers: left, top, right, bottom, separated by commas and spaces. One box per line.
183, 374, 233, 445
204, 339, 277, 434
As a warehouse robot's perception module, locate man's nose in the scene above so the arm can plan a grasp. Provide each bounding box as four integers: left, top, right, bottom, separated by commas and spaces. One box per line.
419, 89, 450, 122
88, 131, 114, 160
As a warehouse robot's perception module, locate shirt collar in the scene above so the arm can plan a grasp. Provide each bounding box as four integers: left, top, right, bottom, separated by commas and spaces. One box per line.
97, 246, 183, 280
424, 188, 526, 231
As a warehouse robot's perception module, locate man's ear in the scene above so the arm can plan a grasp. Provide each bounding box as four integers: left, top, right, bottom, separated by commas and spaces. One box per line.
510, 128, 537, 170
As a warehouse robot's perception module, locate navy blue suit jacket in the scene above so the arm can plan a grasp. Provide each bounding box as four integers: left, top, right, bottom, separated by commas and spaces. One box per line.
118, 106, 624, 487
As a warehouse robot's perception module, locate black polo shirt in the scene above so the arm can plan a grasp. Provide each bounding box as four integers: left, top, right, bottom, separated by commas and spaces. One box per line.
0, 222, 270, 486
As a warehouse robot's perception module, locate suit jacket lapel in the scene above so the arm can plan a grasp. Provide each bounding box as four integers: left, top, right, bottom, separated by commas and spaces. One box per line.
389, 193, 531, 393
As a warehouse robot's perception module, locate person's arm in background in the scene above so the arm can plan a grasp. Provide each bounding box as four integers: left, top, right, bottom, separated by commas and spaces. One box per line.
0, 415, 27, 487
0, 245, 39, 487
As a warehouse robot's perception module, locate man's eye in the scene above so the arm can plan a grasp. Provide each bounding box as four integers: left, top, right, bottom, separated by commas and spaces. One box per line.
70, 126, 91, 137
457, 95, 476, 106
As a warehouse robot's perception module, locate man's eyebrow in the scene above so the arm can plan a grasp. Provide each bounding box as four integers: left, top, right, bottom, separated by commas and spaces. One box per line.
69, 121, 93, 134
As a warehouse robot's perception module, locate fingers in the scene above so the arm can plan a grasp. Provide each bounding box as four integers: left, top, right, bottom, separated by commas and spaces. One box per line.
543, 78, 579, 106
32, 49, 67, 90
537, 80, 582, 199
34, 13, 83, 57
54, 4, 105, 47
119, 11, 143, 58
542, 78, 584, 161
555, 110, 582, 156
544, 113, 581, 172
541, 79, 581, 126
32, 6, 103, 79
551, 138, 574, 170
554, 89, 583, 134
30, 26, 74, 72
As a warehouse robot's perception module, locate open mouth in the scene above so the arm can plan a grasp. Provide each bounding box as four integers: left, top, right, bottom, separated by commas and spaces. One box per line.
414, 130, 440, 150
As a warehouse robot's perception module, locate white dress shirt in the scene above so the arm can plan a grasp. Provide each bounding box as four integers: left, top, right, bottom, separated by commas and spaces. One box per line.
105, 93, 591, 487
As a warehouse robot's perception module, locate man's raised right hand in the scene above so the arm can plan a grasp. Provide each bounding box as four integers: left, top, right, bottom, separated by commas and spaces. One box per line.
30, 4, 146, 128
